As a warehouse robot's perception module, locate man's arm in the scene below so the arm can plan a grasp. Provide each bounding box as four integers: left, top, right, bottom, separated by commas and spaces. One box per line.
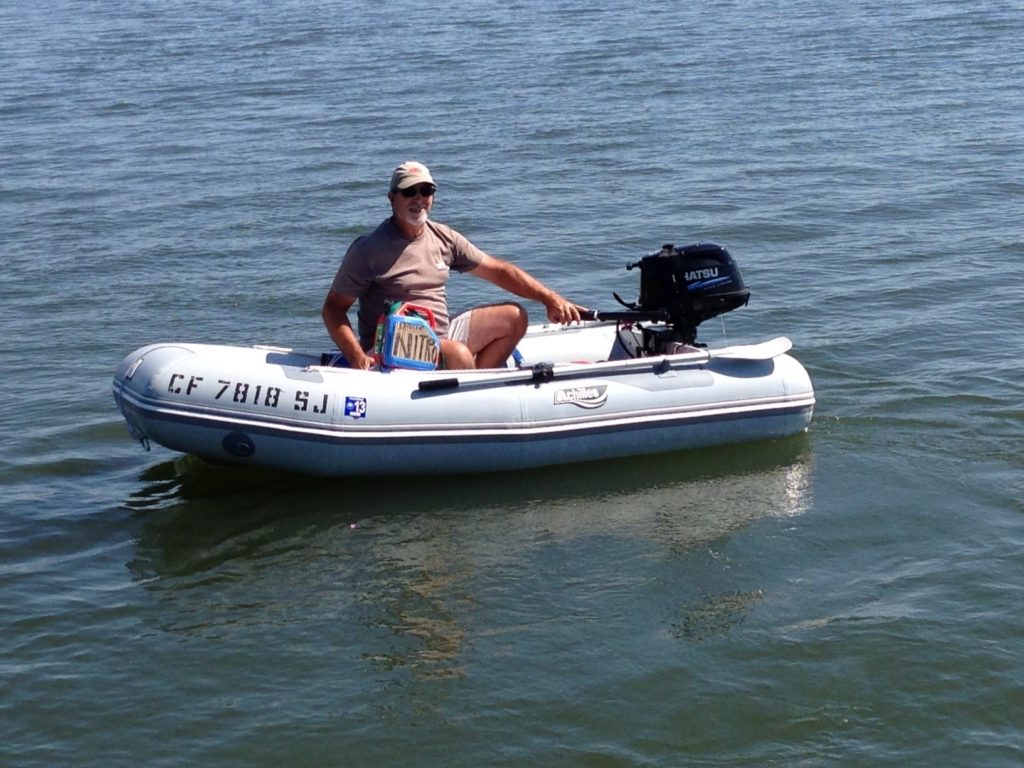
469, 254, 585, 324
322, 289, 373, 369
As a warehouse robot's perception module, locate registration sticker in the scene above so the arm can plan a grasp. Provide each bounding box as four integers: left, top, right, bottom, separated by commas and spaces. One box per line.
344, 396, 367, 419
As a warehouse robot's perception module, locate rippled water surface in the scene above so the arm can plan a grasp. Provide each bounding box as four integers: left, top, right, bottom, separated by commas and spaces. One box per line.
2, 1, 1022, 765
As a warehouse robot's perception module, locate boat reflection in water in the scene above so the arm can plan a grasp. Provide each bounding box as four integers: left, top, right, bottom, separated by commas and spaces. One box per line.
126, 437, 814, 678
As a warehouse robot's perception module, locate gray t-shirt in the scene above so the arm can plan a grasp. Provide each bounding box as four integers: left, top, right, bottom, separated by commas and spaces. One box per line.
331, 218, 487, 348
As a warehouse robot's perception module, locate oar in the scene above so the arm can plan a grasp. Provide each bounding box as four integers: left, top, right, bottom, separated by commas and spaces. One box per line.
712, 336, 792, 360
416, 337, 792, 393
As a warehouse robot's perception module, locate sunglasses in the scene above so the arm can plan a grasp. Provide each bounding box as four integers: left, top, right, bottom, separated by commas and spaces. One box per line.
399, 183, 437, 198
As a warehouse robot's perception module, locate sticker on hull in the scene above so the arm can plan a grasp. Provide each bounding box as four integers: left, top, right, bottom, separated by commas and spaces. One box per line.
344, 396, 367, 419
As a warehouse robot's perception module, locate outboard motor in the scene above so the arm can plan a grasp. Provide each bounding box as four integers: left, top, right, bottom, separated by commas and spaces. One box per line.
601, 242, 750, 353
633, 242, 749, 345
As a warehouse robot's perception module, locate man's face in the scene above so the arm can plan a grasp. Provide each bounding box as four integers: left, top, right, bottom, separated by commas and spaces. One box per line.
390, 183, 436, 230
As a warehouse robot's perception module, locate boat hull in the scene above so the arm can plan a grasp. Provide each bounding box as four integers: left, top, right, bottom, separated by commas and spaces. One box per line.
112, 324, 814, 476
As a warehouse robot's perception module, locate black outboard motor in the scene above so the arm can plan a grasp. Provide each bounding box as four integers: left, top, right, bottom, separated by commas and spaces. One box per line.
603, 242, 749, 352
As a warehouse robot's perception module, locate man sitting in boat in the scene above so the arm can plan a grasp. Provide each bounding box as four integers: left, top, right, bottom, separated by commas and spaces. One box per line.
322, 161, 586, 370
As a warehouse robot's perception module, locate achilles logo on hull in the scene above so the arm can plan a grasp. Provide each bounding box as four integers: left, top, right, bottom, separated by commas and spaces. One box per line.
553, 385, 608, 409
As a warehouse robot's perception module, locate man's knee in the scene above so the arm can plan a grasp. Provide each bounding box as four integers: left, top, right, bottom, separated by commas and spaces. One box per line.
468, 302, 527, 338
500, 302, 528, 337
441, 339, 475, 370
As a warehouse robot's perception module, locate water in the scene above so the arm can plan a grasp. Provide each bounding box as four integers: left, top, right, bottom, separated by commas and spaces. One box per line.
2, 0, 1023, 764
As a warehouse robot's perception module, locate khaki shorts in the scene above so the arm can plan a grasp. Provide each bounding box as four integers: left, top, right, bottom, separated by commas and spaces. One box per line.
447, 310, 473, 344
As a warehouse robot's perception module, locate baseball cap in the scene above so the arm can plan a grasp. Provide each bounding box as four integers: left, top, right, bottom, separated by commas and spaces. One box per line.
390, 161, 436, 192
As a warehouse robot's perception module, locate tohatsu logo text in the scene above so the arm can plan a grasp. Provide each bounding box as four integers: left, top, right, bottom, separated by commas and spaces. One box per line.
685, 267, 719, 281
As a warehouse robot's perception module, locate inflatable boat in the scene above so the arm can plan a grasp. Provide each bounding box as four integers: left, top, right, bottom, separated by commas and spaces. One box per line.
112, 243, 815, 476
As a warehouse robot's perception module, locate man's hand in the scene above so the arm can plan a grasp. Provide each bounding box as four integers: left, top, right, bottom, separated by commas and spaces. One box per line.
545, 294, 586, 325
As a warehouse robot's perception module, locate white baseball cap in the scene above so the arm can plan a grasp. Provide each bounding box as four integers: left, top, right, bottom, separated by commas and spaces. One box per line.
389, 161, 436, 192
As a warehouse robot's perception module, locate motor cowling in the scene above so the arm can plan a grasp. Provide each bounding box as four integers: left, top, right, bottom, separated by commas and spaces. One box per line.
630, 242, 750, 344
